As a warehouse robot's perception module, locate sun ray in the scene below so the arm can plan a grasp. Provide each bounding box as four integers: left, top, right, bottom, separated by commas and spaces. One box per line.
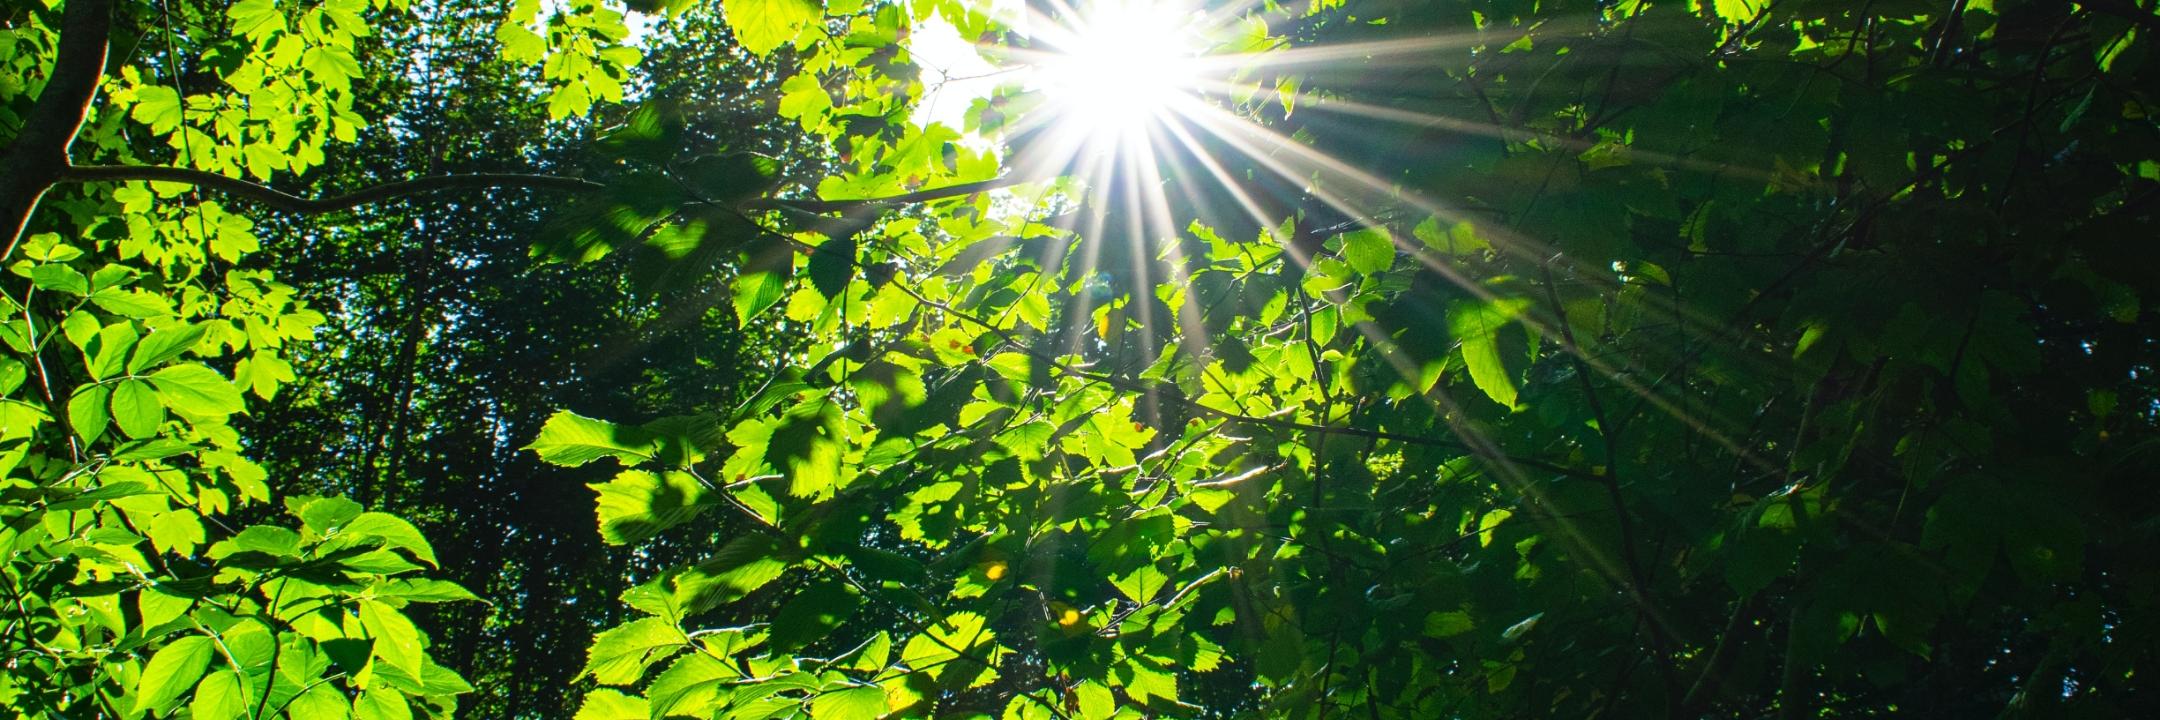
1165, 98, 1789, 474
988, 0, 1796, 483
1194, 79, 1789, 185
1189, 32, 1494, 74
1126, 121, 1222, 380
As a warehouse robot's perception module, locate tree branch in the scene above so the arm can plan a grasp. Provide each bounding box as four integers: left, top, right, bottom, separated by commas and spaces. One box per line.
1680, 592, 1763, 716
0, 0, 114, 253
2079, 0, 2160, 35
741, 175, 1034, 213
59, 165, 607, 214
59, 164, 1033, 217
1541, 260, 1682, 714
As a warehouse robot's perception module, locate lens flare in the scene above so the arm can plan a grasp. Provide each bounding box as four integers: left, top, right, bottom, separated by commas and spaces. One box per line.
1034, 2, 1203, 138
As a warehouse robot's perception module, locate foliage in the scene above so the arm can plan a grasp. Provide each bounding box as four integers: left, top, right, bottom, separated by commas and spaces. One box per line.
228, 4, 815, 714
3, 0, 481, 716
0, 135, 474, 717
5, 0, 2159, 719
530, 0, 2160, 717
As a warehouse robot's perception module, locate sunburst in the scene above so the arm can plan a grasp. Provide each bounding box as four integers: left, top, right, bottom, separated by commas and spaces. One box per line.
921, 2, 1790, 556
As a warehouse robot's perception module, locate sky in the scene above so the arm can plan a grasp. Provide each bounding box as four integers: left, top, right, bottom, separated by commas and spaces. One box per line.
907, 12, 1008, 132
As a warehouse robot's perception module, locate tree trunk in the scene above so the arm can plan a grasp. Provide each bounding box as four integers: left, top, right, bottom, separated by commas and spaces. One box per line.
0, 0, 112, 254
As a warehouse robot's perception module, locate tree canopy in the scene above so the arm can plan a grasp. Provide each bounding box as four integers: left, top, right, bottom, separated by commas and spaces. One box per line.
3, 0, 2158, 719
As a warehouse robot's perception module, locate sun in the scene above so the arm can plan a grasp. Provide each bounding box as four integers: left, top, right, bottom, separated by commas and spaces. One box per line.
1031, 1, 1205, 141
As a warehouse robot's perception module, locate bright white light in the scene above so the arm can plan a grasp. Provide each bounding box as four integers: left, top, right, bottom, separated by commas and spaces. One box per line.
1036, 2, 1203, 138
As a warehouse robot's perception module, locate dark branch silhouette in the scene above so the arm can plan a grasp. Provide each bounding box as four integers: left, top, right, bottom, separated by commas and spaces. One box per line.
60, 165, 608, 214
0, 0, 1029, 253
0, 0, 113, 252
59, 164, 1034, 216
736, 176, 1032, 213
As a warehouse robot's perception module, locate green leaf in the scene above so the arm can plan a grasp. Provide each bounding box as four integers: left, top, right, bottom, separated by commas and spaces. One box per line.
1447, 297, 1529, 409
526, 411, 657, 466
358, 599, 425, 679
132, 635, 215, 715
138, 586, 193, 630
1122, 660, 1180, 704
68, 384, 110, 443
497, 22, 545, 64
1339, 228, 1395, 274
1423, 611, 1474, 638
130, 85, 186, 133
1111, 563, 1167, 603
672, 535, 791, 615
582, 617, 688, 686
1077, 681, 1117, 720
287, 684, 350, 720
646, 654, 734, 717
148, 364, 245, 416
732, 270, 790, 324
295, 496, 365, 534
89, 287, 174, 318
768, 401, 847, 498
1709, 0, 1761, 24
901, 611, 991, 675
733, 239, 796, 324
589, 470, 713, 546
375, 578, 483, 604
353, 690, 413, 720
111, 379, 165, 439
129, 324, 206, 374
421, 661, 478, 696
808, 236, 859, 299
84, 322, 138, 380
0, 399, 50, 441
572, 689, 650, 720
1414, 217, 1489, 256
778, 72, 834, 120
227, 0, 283, 36
0, 358, 22, 395
772, 580, 861, 651
723, 0, 821, 56
333, 512, 439, 566
234, 352, 297, 400
30, 263, 89, 295
812, 686, 889, 719
146, 509, 206, 556
187, 670, 248, 720
219, 525, 302, 558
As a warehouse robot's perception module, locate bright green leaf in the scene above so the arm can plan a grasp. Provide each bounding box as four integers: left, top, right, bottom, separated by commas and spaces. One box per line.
132, 636, 215, 715
588, 470, 712, 546
527, 410, 657, 466
572, 689, 649, 720
582, 617, 687, 686
723, 0, 821, 56
1339, 228, 1395, 274
148, 364, 245, 416
187, 670, 248, 720
1447, 297, 1529, 409
812, 686, 889, 720
111, 379, 164, 438
358, 599, 426, 679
